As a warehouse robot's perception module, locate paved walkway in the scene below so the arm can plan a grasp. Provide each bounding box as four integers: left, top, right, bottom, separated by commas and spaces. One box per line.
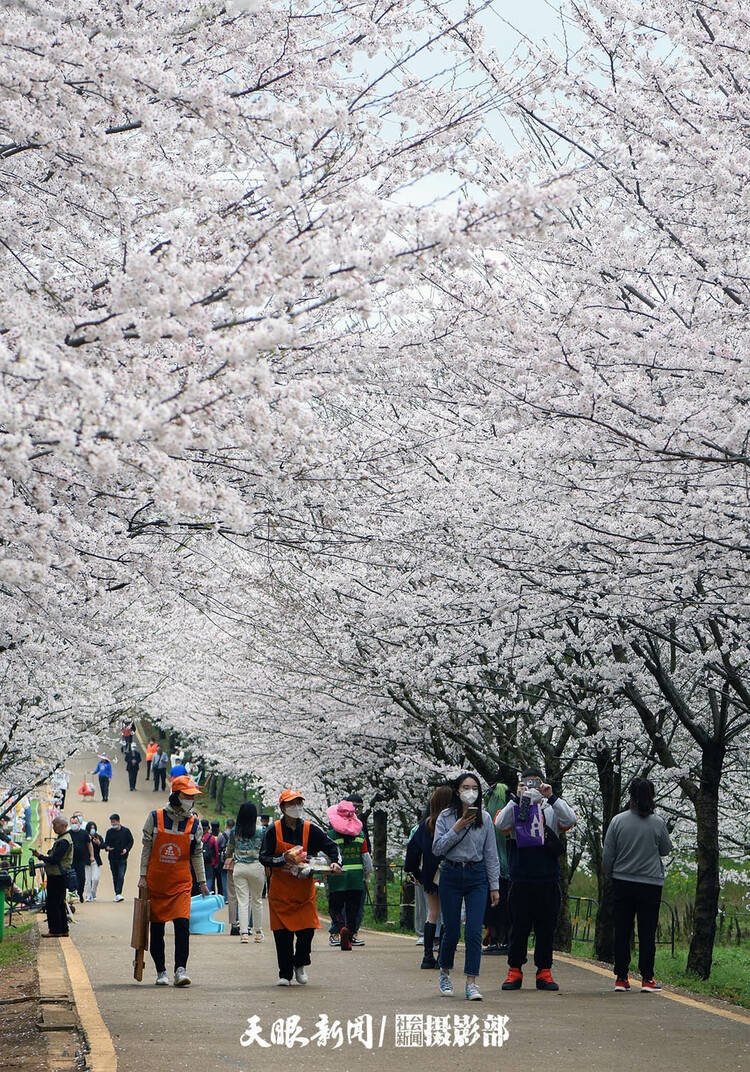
60, 748, 749, 1072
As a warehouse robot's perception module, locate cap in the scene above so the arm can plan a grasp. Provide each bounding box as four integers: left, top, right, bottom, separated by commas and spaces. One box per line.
171, 775, 202, 797
279, 788, 305, 805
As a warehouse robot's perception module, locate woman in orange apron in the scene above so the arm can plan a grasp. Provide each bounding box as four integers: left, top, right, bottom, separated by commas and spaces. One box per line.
138, 775, 209, 987
259, 788, 342, 985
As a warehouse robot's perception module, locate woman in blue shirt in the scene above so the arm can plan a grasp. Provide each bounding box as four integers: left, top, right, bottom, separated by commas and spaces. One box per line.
226, 802, 266, 944
432, 772, 500, 1001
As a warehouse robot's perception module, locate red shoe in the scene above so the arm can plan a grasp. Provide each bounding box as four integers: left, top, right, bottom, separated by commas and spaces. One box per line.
641, 978, 662, 993
340, 926, 352, 951
501, 967, 523, 990
536, 968, 559, 991
614, 976, 631, 992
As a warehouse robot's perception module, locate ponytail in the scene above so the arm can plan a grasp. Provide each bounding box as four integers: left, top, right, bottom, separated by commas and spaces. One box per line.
629, 777, 655, 818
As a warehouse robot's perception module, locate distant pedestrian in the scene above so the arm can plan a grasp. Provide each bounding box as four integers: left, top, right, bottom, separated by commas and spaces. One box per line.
483, 778, 511, 954
326, 799, 372, 950
495, 769, 577, 992
227, 802, 265, 944
151, 746, 167, 792
104, 813, 133, 902
602, 777, 673, 993
92, 755, 113, 802
84, 821, 103, 901
32, 816, 73, 937
139, 775, 209, 986
125, 745, 142, 791
259, 788, 342, 986
145, 738, 158, 781
68, 815, 93, 904
342, 793, 371, 942
201, 820, 220, 893
405, 784, 452, 968
217, 819, 234, 903
432, 773, 500, 1001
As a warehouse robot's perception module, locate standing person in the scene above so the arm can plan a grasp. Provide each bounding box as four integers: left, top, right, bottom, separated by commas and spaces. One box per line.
405, 784, 452, 969
259, 788, 342, 986
104, 813, 134, 902
432, 773, 500, 1001
52, 771, 69, 810
84, 820, 103, 901
342, 794, 370, 943
201, 820, 220, 893
92, 755, 113, 802
68, 815, 93, 904
121, 719, 135, 753
227, 802, 266, 944
495, 768, 577, 992
32, 816, 73, 937
145, 738, 158, 781
602, 777, 673, 993
326, 800, 372, 950
217, 818, 235, 904
125, 744, 142, 791
151, 746, 168, 792
483, 777, 511, 954
138, 775, 210, 986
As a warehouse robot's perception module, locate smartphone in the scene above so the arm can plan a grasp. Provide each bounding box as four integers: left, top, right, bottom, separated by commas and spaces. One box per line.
465, 806, 479, 818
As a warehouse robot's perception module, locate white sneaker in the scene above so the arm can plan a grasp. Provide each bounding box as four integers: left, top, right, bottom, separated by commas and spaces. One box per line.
254, 930, 265, 943
275, 977, 291, 986
294, 967, 308, 985
173, 967, 191, 987
155, 971, 169, 986
416, 937, 424, 946
113, 895, 124, 903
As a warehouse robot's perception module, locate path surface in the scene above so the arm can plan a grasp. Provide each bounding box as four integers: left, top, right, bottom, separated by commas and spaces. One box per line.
62, 747, 749, 1072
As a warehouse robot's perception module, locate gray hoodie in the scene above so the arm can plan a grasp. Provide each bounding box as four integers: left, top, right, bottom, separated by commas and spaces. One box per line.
602, 809, 672, 886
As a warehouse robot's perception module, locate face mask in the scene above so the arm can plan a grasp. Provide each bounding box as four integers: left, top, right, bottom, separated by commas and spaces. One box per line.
178, 796, 193, 809
459, 789, 478, 805
285, 805, 304, 820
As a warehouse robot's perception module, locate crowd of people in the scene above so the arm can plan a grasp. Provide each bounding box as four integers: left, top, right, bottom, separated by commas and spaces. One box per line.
23, 728, 673, 1000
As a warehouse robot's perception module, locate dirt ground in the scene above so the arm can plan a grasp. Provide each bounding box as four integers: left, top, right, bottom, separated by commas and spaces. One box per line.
0, 924, 48, 1072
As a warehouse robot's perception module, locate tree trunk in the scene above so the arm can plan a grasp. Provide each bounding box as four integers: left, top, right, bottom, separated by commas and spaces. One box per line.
215, 775, 226, 813
686, 745, 723, 978
372, 809, 388, 922
594, 745, 621, 962
400, 875, 414, 929
554, 836, 572, 951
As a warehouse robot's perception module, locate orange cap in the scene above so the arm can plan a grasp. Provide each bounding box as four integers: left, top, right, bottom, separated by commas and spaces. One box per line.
172, 775, 202, 797
279, 788, 305, 805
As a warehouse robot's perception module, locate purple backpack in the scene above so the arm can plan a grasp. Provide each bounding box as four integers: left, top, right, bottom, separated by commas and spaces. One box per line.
513, 803, 546, 848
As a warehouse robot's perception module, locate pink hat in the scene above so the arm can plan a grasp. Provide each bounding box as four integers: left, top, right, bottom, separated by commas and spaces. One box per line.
326, 800, 362, 837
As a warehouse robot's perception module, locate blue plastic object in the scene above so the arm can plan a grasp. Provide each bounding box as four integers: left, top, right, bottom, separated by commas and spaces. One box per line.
189, 893, 226, 934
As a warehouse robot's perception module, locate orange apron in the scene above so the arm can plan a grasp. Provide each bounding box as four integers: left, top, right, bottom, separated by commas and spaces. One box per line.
146, 810, 197, 923
268, 819, 320, 932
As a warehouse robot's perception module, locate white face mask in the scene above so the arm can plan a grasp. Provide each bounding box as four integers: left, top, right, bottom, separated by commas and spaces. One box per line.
460, 789, 478, 805
178, 796, 193, 809
285, 805, 304, 820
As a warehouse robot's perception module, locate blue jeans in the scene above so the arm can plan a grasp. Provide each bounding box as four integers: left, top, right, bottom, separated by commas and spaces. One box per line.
438, 861, 488, 977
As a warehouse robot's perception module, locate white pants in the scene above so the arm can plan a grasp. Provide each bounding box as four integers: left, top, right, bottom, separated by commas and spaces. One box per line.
84, 861, 100, 900
233, 861, 265, 935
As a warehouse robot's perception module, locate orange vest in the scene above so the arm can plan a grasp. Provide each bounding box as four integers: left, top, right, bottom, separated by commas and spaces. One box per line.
146, 743, 159, 761
267, 819, 319, 932
145, 810, 197, 923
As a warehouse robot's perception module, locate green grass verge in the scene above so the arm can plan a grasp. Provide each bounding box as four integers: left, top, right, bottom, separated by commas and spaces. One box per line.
0, 920, 35, 969
570, 939, 750, 1009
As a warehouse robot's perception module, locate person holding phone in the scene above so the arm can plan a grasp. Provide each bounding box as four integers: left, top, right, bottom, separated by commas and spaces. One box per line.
431, 773, 500, 1001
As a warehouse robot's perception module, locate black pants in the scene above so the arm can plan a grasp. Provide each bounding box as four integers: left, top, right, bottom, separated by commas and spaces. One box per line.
152, 767, 166, 791
507, 880, 561, 971
273, 927, 314, 981
127, 766, 139, 790
329, 888, 362, 934
45, 874, 69, 936
98, 775, 110, 801
73, 861, 87, 902
613, 878, 662, 980
484, 877, 510, 944
146, 760, 152, 781
150, 917, 190, 972
109, 857, 128, 895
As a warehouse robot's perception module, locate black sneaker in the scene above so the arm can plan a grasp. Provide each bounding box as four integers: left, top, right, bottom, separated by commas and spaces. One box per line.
536, 969, 559, 991
328, 933, 340, 947
350, 934, 365, 947
420, 954, 439, 969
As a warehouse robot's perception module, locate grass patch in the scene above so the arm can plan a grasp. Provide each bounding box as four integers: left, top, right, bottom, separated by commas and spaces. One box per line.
570, 939, 750, 1009
0, 920, 35, 971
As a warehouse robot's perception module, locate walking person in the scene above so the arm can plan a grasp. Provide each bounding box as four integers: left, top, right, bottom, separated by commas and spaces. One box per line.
432, 773, 500, 1001
145, 738, 158, 781
139, 775, 210, 986
104, 813, 134, 902
495, 768, 577, 992
68, 815, 93, 904
92, 754, 113, 802
84, 821, 103, 901
218, 818, 235, 904
602, 777, 673, 993
32, 815, 73, 937
259, 788, 342, 986
227, 802, 266, 944
326, 799, 372, 950
151, 746, 168, 792
483, 777, 511, 954
201, 820, 220, 894
342, 793, 370, 943
405, 784, 452, 968
125, 744, 142, 791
